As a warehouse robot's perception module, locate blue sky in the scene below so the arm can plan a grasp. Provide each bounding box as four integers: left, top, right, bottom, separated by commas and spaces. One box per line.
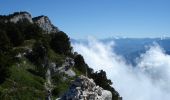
1, 0, 170, 39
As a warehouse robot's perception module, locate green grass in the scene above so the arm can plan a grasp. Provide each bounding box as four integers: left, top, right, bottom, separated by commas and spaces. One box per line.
13, 39, 36, 52
52, 76, 70, 98
48, 49, 65, 65
0, 60, 45, 100
72, 67, 83, 77
0, 42, 81, 100
21, 39, 36, 48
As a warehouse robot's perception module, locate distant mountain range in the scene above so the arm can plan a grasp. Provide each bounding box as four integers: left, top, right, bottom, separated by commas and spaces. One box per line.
72, 37, 170, 65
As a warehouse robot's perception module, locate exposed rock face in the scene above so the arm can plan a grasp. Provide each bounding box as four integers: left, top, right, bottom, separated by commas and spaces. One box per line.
56, 57, 76, 77
33, 16, 59, 33
61, 75, 112, 100
5, 11, 59, 34
10, 12, 33, 23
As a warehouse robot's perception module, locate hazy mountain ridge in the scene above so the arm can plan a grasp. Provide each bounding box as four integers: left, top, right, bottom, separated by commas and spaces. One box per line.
72, 38, 170, 65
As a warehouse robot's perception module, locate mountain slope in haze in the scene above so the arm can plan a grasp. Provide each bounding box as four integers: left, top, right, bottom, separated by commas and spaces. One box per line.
111, 38, 170, 65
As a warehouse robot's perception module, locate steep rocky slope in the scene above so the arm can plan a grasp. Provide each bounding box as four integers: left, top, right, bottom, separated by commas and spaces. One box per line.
33, 16, 59, 33
0, 11, 121, 100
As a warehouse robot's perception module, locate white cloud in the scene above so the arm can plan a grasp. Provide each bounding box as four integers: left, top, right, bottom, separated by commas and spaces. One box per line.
72, 38, 170, 100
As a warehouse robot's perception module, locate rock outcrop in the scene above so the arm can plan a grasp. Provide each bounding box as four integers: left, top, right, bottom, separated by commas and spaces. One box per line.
33, 16, 59, 33
56, 57, 76, 77
4, 11, 59, 34
60, 75, 112, 100
9, 12, 33, 23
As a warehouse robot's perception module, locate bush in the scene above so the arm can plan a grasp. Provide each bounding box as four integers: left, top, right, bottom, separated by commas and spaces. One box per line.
0, 53, 11, 84
26, 41, 48, 77
6, 22, 24, 46
90, 70, 120, 100
24, 24, 43, 40
50, 31, 72, 55
74, 54, 87, 74
0, 29, 11, 53
16, 19, 43, 40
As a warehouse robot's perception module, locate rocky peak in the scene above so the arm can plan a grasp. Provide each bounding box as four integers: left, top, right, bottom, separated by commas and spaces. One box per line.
2, 11, 59, 34
33, 15, 59, 34
60, 75, 112, 100
9, 12, 33, 23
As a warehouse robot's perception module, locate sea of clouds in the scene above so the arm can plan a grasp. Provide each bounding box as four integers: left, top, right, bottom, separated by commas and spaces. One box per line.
72, 38, 170, 100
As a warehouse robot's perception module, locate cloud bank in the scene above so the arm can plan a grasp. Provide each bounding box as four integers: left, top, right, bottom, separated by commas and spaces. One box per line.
72, 39, 170, 100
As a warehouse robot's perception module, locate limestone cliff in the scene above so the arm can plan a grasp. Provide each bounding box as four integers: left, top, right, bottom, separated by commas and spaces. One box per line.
60, 75, 113, 100
33, 16, 59, 33
9, 12, 33, 23
5, 11, 59, 34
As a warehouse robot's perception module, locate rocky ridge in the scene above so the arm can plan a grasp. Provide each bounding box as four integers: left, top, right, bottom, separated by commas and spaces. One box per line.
5, 12, 59, 33
33, 16, 59, 33
9, 12, 33, 23
60, 75, 112, 100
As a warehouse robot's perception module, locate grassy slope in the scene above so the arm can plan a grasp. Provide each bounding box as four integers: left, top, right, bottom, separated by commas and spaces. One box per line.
0, 39, 46, 100
0, 39, 84, 100
0, 59, 45, 100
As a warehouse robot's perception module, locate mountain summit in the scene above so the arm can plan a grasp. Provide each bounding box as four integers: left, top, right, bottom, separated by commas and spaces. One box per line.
1, 11, 59, 34
33, 15, 59, 33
